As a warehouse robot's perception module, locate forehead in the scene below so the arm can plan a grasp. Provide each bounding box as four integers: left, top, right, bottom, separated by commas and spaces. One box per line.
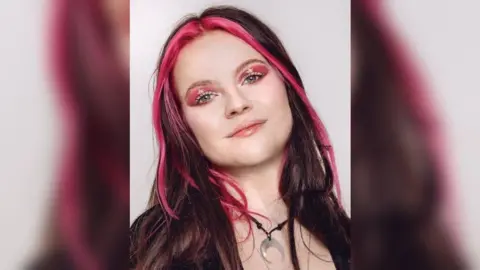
172, 30, 265, 89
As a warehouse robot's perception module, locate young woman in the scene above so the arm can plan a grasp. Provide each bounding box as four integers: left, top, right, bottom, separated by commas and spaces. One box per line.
130, 5, 350, 270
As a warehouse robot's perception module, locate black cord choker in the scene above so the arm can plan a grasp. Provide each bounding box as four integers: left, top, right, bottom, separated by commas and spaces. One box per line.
248, 215, 288, 264
250, 216, 288, 240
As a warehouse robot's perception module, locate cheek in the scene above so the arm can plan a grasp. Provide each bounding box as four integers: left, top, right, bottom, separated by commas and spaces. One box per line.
183, 108, 223, 147
253, 76, 291, 116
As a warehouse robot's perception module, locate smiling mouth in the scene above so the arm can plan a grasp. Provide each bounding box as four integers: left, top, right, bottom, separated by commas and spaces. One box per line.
228, 120, 266, 138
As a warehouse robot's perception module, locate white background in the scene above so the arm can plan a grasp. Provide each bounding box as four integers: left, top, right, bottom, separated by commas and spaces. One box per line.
0, 0, 478, 269
0, 0, 59, 269
130, 0, 351, 223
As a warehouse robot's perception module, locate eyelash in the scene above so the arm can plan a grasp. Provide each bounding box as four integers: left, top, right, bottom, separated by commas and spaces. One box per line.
195, 90, 218, 105
241, 71, 265, 86
192, 69, 266, 105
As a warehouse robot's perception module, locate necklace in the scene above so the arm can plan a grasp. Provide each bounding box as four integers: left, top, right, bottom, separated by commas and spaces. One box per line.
249, 215, 288, 264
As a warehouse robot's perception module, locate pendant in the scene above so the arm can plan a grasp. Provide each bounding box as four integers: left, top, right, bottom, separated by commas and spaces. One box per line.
259, 236, 285, 263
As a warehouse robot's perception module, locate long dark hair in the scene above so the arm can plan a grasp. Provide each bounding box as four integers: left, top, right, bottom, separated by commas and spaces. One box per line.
352, 1, 464, 269
131, 5, 350, 270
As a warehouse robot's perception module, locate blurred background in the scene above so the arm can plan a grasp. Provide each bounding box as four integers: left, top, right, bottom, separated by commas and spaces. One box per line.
0, 0, 478, 269
352, 1, 476, 269
377, 1, 479, 268
383, 3, 480, 266
0, 0, 129, 269
0, 0, 61, 268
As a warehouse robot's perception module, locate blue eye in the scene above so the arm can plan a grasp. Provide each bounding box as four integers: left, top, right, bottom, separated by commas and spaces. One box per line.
195, 91, 217, 105
242, 73, 263, 85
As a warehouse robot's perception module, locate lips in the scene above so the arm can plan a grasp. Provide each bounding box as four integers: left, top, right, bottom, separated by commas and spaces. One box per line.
227, 120, 266, 138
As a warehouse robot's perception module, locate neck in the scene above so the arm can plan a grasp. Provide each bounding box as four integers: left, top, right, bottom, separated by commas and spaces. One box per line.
224, 154, 288, 224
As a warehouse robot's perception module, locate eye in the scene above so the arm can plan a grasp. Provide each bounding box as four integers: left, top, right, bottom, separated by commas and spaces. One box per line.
195, 91, 217, 105
241, 72, 264, 86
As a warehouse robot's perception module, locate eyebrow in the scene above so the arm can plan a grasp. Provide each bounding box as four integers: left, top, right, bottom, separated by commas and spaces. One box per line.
184, 58, 267, 96
235, 58, 267, 77
186, 80, 213, 93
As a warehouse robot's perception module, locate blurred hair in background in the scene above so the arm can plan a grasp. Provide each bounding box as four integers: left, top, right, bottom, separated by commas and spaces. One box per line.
352, 0, 468, 269
27, 0, 129, 269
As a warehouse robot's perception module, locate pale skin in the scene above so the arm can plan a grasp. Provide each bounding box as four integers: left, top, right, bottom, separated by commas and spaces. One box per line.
173, 30, 335, 270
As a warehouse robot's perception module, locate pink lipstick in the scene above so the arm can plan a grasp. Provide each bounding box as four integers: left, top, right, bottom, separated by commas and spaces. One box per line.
227, 120, 266, 138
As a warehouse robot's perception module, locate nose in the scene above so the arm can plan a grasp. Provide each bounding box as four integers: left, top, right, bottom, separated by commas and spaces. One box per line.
224, 88, 252, 119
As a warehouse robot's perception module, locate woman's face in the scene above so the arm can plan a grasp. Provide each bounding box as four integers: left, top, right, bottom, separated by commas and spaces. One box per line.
172, 30, 293, 169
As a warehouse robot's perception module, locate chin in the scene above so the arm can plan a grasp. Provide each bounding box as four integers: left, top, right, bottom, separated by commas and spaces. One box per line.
229, 142, 284, 168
